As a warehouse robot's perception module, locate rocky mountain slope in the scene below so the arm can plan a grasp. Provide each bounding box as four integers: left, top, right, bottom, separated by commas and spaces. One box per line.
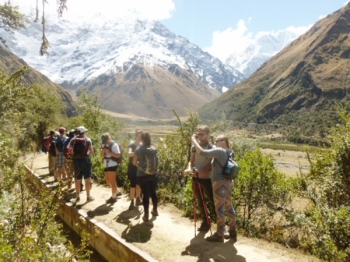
199, 3, 350, 135
0, 45, 76, 116
1, 15, 242, 117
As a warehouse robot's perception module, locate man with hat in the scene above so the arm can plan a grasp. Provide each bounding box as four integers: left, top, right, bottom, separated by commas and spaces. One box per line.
55, 127, 68, 182
68, 126, 95, 202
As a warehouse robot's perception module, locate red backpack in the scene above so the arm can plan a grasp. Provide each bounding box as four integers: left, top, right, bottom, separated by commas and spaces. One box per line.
73, 137, 89, 158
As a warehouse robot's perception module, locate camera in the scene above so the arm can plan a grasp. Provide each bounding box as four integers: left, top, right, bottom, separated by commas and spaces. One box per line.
101, 134, 108, 145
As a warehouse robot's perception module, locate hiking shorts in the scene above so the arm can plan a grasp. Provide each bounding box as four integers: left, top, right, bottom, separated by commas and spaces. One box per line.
56, 152, 65, 167
73, 158, 92, 180
104, 165, 118, 172
128, 164, 138, 187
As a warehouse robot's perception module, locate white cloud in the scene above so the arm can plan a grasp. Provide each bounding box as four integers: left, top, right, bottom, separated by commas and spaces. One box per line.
204, 19, 254, 62
343, 0, 350, 6
12, 0, 175, 21
318, 15, 327, 20
204, 19, 310, 63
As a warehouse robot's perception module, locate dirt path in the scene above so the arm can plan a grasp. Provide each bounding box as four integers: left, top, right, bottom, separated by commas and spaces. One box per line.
25, 153, 320, 262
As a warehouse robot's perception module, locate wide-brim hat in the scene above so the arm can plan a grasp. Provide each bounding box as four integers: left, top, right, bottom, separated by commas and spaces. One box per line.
77, 126, 88, 133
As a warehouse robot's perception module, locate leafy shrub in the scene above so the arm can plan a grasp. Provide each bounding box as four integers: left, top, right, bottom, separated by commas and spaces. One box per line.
233, 148, 294, 236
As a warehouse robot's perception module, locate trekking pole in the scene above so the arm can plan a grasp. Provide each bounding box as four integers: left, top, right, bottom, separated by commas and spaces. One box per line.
193, 172, 197, 237
193, 167, 212, 236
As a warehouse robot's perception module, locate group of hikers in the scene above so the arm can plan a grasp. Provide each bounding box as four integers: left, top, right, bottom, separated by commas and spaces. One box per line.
42, 125, 237, 243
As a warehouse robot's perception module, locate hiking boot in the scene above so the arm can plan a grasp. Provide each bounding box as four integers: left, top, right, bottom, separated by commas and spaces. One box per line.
86, 196, 95, 202
128, 200, 135, 210
229, 226, 237, 243
151, 209, 159, 216
206, 232, 224, 242
142, 212, 149, 222
106, 197, 117, 204
136, 197, 142, 206
198, 222, 210, 232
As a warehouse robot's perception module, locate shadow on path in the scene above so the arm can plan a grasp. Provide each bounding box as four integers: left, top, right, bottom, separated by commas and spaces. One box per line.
115, 209, 154, 243
182, 232, 246, 262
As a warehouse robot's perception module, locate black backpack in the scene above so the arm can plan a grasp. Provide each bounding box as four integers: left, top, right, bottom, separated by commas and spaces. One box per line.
139, 146, 159, 175
49, 138, 57, 156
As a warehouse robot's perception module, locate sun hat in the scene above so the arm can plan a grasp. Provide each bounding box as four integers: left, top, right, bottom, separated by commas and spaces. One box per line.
77, 126, 88, 133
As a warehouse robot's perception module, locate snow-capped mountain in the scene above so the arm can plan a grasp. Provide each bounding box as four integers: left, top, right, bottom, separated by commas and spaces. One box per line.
225, 28, 309, 78
1, 13, 243, 93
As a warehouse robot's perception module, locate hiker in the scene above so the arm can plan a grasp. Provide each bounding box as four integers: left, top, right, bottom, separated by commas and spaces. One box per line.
63, 129, 75, 188
69, 126, 94, 202
101, 133, 123, 204
44, 130, 57, 178
185, 125, 215, 232
127, 129, 143, 210
191, 134, 237, 242
55, 127, 68, 182
133, 131, 159, 222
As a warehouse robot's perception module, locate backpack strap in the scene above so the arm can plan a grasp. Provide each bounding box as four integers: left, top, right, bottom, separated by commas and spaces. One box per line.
214, 149, 231, 173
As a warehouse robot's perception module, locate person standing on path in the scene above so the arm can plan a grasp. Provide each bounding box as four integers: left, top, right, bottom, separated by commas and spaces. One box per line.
127, 129, 143, 210
101, 133, 122, 204
44, 130, 57, 178
133, 131, 159, 222
185, 125, 216, 232
55, 127, 68, 182
191, 134, 237, 242
69, 126, 94, 203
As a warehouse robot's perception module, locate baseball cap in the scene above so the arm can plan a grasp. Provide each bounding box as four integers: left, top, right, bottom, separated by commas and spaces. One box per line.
77, 126, 88, 133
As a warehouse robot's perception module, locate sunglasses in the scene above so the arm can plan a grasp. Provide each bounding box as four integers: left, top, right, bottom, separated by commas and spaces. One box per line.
197, 133, 206, 136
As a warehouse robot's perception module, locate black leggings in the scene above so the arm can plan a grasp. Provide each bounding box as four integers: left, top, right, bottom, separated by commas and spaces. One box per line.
137, 175, 158, 213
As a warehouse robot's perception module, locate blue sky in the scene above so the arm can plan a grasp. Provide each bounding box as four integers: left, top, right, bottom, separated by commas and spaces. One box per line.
161, 0, 348, 49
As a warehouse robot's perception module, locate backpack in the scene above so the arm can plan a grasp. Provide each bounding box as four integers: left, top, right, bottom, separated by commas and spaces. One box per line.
108, 141, 124, 164
73, 137, 89, 158
221, 150, 240, 180
49, 138, 57, 156
44, 136, 52, 152
63, 137, 73, 158
139, 146, 159, 175
56, 135, 67, 152
42, 136, 49, 153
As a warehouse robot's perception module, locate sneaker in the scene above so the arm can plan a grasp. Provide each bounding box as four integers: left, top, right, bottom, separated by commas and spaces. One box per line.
128, 200, 135, 210
116, 191, 122, 197
136, 197, 142, 206
106, 197, 117, 204
86, 196, 95, 202
198, 222, 210, 232
151, 209, 159, 216
206, 232, 224, 242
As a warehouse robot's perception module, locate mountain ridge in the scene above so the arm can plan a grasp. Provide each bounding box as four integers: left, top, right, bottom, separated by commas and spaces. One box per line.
199, 3, 350, 136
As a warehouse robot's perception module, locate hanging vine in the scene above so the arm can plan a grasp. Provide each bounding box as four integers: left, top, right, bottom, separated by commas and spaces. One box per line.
39, 0, 49, 56
35, 0, 68, 55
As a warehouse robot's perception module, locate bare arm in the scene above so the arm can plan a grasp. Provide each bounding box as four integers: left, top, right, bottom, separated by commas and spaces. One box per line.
132, 154, 138, 166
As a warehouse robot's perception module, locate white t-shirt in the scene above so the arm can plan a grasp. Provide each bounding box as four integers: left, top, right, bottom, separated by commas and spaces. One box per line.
104, 142, 120, 167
